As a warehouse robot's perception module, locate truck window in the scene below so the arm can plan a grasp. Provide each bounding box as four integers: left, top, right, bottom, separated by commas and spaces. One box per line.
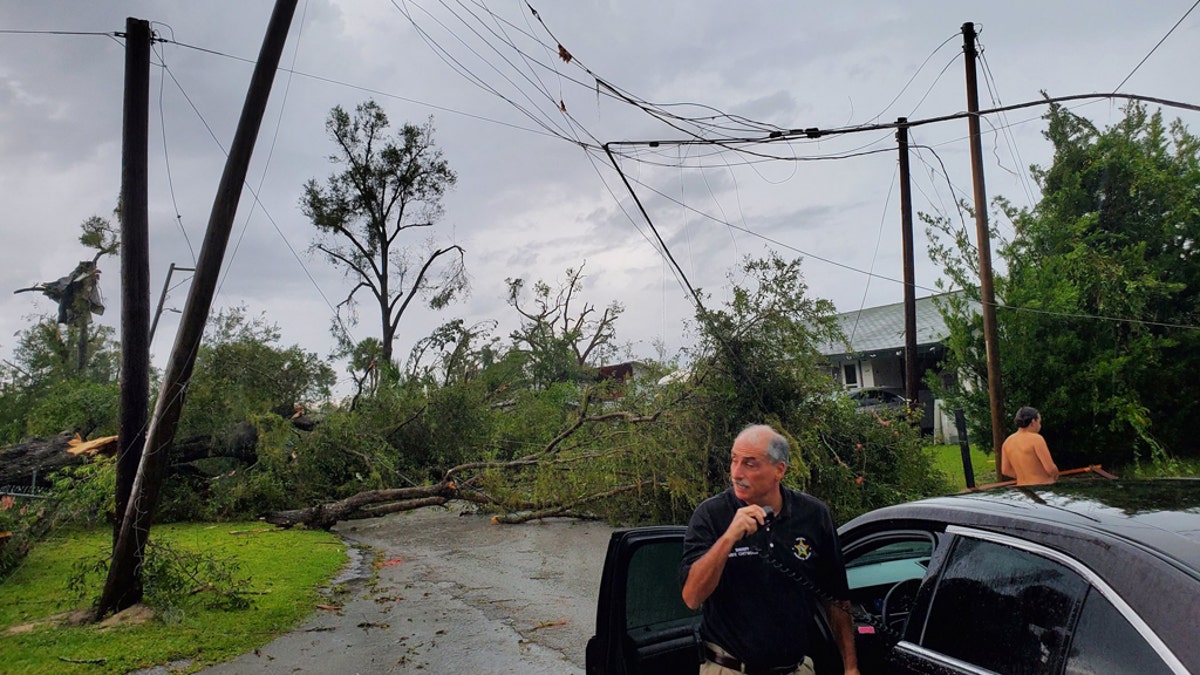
626, 541, 698, 633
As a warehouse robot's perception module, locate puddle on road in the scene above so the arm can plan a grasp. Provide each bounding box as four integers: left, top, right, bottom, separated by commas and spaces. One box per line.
328, 543, 370, 588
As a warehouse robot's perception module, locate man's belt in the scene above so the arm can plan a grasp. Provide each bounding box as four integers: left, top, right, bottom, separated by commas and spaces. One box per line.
703, 646, 797, 674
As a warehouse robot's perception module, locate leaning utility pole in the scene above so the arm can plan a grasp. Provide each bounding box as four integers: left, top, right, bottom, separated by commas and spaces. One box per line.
115, 17, 152, 554
962, 22, 1006, 465
97, 0, 299, 617
896, 117, 919, 410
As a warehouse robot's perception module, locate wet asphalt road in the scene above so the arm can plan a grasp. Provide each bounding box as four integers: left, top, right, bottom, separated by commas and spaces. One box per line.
197, 505, 616, 674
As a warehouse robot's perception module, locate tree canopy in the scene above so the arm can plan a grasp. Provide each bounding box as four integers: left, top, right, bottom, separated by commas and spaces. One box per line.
928, 102, 1200, 468
302, 101, 467, 365
505, 264, 624, 389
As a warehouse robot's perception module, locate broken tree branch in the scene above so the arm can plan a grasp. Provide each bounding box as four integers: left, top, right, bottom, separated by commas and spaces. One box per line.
491, 480, 657, 524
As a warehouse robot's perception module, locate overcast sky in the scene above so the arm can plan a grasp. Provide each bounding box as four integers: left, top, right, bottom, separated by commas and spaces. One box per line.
2, 1, 1198, 395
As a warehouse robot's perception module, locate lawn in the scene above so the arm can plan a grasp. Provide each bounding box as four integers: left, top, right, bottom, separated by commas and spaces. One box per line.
0, 522, 346, 674
925, 443, 1200, 490
925, 443, 997, 491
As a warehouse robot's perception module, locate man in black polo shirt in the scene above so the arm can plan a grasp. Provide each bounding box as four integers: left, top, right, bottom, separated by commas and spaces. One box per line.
680, 424, 860, 675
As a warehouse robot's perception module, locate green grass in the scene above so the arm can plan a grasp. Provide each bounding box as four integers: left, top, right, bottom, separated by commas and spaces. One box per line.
1122, 456, 1200, 479
0, 522, 346, 674
925, 444, 1200, 490
925, 443, 997, 491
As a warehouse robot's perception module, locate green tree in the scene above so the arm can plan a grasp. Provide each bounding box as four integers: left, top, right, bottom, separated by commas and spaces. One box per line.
928, 102, 1200, 468
302, 101, 467, 366
181, 306, 335, 441
505, 264, 624, 389
154, 307, 335, 520
256, 254, 945, 530
78, 214, 119, 259
684, 253, 840, 485
0, 318, 120, 443
406, 318, 500, 387
676, 252, 945, 520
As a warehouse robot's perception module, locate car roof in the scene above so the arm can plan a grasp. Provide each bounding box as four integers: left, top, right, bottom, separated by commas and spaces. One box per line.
843, 479, 1200, 578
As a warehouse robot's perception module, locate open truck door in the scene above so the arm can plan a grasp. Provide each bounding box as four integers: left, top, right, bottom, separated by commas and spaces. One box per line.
585, 526, 699, 675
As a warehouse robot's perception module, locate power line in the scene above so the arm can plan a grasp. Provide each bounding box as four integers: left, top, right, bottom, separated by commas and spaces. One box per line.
848, 163, 900, 345
909, 139, 972, 238
863, 32, 961, 125
150, 22, 197, 266
155, 37, 353, 345
1112, 0, 1200, 93
905, 52, 964, 119
0, 29, 114, 36
16, 13, 1197, 344
621, 162, 918, 290
224, 0, 311, 300
391, 0, 583, 143
158, 37, 575, 143
602, 144, 705, 312
977, 50, 1038, 208
612, 136, 1200, 336
996, 302, 1200, 331
608, 92, 1200, 152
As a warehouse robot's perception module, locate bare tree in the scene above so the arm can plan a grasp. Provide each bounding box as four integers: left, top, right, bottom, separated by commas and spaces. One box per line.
302, 101, 467, 365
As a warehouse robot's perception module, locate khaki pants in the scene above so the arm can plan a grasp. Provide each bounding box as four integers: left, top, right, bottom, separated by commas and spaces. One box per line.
699, 642, 815, 675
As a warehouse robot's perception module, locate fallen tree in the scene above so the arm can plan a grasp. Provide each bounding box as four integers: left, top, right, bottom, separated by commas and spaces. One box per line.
263, 390, 665, 529
0, 432, 116, 488
0, 415, 316, 489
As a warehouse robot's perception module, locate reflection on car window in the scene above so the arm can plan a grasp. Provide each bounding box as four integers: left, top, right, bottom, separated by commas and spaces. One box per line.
846, 539, 931, 590
920, 537, 1088, 674
625, 542, 697, 632
1064, 587, 1173, 675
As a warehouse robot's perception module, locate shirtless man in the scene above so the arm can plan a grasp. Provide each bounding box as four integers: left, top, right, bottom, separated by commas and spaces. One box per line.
1001, 406, 1060, 486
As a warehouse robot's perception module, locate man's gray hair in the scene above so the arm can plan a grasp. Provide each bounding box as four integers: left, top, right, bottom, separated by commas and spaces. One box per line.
737, 424, 790, 465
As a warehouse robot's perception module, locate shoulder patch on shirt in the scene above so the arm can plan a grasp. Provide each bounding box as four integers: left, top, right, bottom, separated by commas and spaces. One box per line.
791, 536, 812, 560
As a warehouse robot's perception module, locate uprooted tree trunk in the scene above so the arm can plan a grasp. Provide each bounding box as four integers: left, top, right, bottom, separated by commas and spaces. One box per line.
0, 432, 116, 488
261, 474, 659, 530
0, 417, 313, 488
263, 391, 664, 529
0, 430, 250, 488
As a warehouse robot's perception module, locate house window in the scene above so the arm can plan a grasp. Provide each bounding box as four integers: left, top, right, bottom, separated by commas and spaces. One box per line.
843, 364, 858, 387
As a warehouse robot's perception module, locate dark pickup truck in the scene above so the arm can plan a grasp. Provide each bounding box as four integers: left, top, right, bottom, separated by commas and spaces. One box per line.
585, 481, 1200, 675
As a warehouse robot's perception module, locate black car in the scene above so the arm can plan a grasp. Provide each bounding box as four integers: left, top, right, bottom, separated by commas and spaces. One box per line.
586, 480, 1200, 674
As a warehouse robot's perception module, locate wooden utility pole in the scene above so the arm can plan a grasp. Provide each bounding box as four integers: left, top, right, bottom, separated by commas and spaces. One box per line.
115, 17, 152, 554
962, 22, 1006, 463
97, 0, 299, 617
896, 117, 919, 409
149, 262, 195, 344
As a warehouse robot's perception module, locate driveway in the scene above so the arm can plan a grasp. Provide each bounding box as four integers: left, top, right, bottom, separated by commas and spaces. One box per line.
198, 505, 616, 674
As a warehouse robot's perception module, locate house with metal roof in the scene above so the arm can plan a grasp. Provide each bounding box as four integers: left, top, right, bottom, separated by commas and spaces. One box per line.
818, 292, 976, 442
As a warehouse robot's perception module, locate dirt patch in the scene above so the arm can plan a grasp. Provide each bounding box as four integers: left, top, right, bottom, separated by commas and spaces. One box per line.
6, 608, 93, 635
98, 604, 155, 630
